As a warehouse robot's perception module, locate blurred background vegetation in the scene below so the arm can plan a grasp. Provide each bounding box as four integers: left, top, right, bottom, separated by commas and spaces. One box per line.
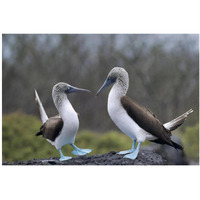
2, 34, 199, 164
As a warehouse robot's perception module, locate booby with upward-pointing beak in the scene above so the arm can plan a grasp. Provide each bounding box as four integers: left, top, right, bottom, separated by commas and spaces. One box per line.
96, 67, 193, 160
35, 82, 92, 161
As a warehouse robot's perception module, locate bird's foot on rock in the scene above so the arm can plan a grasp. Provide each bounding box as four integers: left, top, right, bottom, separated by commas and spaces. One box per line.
59, 156, 72, 161
124, 142, 141, 160
124, 149, 139, 160
118, 149, 135, 155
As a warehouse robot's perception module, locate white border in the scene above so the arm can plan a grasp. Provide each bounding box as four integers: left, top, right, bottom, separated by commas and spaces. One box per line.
1, 1, 199, 200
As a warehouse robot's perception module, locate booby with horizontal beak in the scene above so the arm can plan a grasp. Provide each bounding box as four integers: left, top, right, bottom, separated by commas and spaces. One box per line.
35, 82, 92, 161
96, 67, 193, 160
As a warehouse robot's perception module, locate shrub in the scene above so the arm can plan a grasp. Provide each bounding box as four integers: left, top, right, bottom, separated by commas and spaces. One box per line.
2, 111, 59, 161
2, 112, 133, 161
2, 112, 198, 162
179, 123, 199, 161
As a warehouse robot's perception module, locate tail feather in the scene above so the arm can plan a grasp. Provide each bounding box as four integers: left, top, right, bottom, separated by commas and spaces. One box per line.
171, 141, 183, 150
35, 130, 43, 136
35, 124, 44, 137
35, 89, 48, 124
151, 139, 183, 150
164, 109, 193, 131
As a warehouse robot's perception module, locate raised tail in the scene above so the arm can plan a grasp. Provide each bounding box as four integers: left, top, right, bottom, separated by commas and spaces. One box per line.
35, 89, 48, 124
164, 109, 193, 131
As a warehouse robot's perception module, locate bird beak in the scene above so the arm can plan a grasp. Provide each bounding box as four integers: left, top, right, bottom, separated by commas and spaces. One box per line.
96, 78, 114, 96
66, 86, 91, 94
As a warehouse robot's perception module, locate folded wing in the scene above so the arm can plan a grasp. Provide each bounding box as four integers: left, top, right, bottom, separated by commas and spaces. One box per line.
36, 116, 63, 141
121, 96, 182, 150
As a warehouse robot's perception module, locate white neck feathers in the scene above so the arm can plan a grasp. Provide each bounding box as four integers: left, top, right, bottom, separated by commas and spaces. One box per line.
52, 92, 76, 121
110, 75, 129, 98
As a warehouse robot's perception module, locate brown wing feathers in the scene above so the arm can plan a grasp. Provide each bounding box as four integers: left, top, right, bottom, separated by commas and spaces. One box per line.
36, 116, 63, 141
121, 96, 183, 150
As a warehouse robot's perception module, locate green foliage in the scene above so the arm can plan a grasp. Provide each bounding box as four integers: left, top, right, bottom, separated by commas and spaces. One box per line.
178, 123, 199, 161
2, 111, 58, 162
2, 112, 134, 162
2, 112, 199, 162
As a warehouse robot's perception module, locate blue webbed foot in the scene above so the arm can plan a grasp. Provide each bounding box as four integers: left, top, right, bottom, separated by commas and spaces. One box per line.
124, 149, 139, 160
71, 144, 92, 156
118, 139, 136, 155
58, 148, 72, 161
124, 142, 141, 160
72, 149, 92, 156
59, 156, 72, 161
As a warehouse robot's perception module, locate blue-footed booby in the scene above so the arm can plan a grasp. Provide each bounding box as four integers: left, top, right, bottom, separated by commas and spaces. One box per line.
96, 67, 193, 160
35, 82, 92, 161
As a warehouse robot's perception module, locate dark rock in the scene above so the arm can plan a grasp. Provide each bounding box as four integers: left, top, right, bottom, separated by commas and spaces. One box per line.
2, 150, 167, 165
142, 136, 189, 165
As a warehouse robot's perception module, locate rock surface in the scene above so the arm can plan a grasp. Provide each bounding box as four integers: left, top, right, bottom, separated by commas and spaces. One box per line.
2, 150, 167, 165
142, 136, 189, 165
